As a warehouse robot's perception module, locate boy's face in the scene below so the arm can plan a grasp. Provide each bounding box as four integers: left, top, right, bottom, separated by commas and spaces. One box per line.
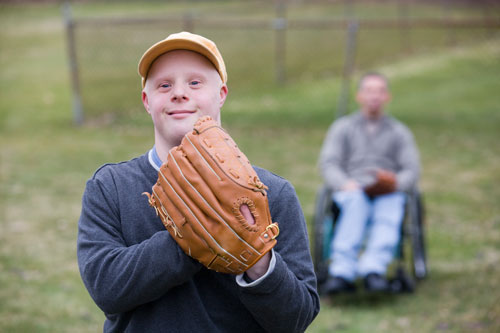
142, 50, 228, 150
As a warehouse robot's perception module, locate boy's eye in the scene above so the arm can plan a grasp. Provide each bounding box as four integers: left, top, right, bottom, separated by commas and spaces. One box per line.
160, 83, 171, 88
190, 80, 201, 86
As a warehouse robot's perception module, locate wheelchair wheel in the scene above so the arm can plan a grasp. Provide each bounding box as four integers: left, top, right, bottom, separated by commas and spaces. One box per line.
409, 192, 427, 280
399, 190, 427, 285
312, 185, 334, 285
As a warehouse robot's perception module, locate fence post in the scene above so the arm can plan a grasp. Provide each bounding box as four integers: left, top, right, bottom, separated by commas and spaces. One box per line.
274, 1, 287, 84
337, 20, 359, 119
442, 0, 457, 46
62, 1, 84, 126
343, 0, 354, 19
183, 11, 195, 32
398, 0, 412, 53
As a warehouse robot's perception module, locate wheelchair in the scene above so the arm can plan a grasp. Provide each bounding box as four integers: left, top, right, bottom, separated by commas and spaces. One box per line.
313, 185, 428, 294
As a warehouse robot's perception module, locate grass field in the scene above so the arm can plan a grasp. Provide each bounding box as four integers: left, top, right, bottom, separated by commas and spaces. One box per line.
1, 2, 499, 332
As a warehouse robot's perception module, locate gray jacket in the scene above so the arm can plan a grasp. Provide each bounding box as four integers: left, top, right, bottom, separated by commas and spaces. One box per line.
319, 112, 420, 192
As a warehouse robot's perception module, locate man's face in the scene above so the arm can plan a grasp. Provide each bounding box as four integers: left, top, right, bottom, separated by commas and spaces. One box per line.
356, 75, 390, 118
142, 50, 228, 150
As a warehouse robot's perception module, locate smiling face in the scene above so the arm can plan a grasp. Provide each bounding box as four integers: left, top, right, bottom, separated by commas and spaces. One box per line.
142, 50, 228, 159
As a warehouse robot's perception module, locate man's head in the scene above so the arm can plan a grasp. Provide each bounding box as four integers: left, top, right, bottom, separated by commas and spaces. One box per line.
356, 72, 391, 119
139, 32, 228, 154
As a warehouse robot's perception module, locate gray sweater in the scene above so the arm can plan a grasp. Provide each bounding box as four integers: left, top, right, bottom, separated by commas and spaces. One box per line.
319, 112, 420, 192
77, 152, 319, 332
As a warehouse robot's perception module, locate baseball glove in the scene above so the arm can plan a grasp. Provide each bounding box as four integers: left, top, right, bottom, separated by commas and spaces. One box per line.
143, 116, 279, 274
364, 169, 397, 197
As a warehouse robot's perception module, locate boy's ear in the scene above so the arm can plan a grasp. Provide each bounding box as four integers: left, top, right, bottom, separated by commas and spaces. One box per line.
219, 84, 228, 108
142, 90, 151, 114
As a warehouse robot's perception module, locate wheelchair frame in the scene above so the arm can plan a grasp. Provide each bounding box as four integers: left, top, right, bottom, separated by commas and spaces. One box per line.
312, 185, 427, 293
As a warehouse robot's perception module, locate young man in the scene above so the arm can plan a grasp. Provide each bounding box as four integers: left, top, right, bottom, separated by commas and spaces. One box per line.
77, 32, 319, 332
319, 72, 420, 293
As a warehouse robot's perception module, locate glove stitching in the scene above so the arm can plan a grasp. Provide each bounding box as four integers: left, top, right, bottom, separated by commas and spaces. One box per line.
232, 197, 259, 232
185, 135, 222, 181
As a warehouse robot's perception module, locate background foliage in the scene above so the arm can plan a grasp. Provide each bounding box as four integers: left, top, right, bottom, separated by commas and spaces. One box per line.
0, 1, 499, 332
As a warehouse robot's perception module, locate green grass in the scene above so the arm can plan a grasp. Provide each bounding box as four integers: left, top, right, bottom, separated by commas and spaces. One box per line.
1, 2, 499, 332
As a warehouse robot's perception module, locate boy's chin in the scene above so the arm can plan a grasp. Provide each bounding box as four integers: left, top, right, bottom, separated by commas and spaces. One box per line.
172, 119, 198, 139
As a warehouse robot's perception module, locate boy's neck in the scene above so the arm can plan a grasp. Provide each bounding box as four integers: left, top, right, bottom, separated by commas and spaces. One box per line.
154, 139, 173, 164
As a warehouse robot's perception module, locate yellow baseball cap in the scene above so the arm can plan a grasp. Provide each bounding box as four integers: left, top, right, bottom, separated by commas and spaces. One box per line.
138, 31, 227, 88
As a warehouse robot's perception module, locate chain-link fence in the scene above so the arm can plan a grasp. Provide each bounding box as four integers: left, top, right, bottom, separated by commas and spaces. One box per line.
63, 0, 500, 124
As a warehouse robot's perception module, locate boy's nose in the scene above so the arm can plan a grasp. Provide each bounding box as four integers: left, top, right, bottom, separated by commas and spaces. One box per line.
171, 86, 188, 102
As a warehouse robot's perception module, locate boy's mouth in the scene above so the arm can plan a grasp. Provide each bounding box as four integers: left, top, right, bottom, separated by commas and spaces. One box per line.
167, 110, 196, 117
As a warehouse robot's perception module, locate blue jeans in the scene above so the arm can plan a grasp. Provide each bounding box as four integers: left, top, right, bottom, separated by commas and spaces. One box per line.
328, 190, 406, 281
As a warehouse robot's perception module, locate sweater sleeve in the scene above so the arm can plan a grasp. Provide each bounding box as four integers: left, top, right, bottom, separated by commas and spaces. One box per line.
237, 181, 320, 333
319, 119, 350, 191
395, 125, 421, 192
77, 175, 202, 315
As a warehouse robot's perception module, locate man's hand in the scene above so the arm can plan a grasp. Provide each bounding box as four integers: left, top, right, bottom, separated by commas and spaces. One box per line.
364, 169, 397, 197
342, 179, 361, 191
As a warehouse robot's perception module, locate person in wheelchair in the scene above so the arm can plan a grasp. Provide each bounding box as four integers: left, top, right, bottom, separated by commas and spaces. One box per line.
318, 72, 420, 294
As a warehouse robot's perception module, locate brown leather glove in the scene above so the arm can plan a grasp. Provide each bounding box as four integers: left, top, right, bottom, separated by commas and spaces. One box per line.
143, 116, 279, 274
364, 169, 397, 197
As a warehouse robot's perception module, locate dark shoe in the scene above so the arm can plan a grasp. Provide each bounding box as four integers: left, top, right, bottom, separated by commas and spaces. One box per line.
364, 273, 389, 292
322, 276, 356, 294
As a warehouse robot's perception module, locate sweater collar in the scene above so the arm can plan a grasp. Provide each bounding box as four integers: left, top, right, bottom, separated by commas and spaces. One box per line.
355, 111, 390, 126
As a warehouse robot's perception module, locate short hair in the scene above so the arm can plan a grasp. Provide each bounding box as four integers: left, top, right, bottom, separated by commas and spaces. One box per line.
357, 72, 389, 91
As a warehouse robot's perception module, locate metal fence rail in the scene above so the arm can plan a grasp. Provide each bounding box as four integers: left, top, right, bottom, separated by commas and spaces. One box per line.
63, 0, 500, 124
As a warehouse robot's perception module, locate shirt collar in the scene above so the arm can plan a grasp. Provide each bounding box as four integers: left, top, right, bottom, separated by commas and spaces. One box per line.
148, 145, 163, 172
